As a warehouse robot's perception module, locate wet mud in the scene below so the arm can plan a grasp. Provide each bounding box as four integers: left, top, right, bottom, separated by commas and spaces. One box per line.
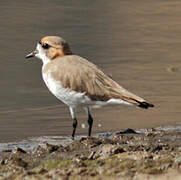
0, 128, 181, 179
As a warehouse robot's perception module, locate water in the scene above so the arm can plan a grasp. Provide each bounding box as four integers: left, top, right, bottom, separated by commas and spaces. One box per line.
0, 0, 181, 142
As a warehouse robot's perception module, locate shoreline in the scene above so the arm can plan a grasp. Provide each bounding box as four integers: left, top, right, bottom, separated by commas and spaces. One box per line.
0, 127, 181, 179
0, 124, 181, 151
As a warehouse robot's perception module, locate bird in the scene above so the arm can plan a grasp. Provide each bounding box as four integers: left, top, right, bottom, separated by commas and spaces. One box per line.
26, 36, 154, 139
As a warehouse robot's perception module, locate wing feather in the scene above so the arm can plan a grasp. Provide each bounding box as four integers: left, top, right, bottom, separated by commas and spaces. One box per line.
44, 55, 153, 108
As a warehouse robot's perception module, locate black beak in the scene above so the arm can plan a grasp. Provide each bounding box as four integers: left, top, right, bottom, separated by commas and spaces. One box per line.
25, 50, 38, 59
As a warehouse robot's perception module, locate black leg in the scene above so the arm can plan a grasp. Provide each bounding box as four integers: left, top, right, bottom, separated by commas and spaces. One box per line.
72, 117, 77, 140
87, 109, 93, 137
69, 107, 77, 140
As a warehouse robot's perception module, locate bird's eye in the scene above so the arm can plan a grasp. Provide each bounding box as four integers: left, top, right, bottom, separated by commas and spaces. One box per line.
42, 43, 50, 49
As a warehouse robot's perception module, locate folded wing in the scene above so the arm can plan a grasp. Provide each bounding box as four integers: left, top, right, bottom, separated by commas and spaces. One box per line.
49, 55, 154, 109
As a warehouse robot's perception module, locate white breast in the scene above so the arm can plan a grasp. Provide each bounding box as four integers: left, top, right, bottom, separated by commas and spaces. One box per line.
42, 71, 92, 108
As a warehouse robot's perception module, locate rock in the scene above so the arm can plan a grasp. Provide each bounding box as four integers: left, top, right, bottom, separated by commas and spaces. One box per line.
88, 151, 96, 160
80, 137, 102, 148
0, 159, 5, 165
151, 145, 163, 153
98, 144, 125, 159
26, 171, 37, 175
13, 157, 28, 168
46, 143, 60, 153
117, 128, 138, 134
39, 168, 48, 174
96, 160, 105, 166
13, 147, 27, 154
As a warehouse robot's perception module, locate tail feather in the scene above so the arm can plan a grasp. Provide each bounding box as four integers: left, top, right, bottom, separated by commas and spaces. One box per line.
101, 77, 154, 109
134, 100, 154, 109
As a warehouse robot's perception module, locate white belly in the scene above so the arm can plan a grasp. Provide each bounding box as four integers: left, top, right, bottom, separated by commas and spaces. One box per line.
42, 72, 92, 108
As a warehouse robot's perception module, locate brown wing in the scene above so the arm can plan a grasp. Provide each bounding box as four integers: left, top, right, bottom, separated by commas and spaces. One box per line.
44, 55, 154, 108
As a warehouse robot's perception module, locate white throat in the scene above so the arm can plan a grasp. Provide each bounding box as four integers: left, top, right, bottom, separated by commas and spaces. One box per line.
35, 43, 51, 66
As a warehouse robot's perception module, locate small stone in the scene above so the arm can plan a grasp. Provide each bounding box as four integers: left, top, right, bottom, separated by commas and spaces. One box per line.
151, 145, 163, 153
90, 172, 97, 176
0, 159, 5, 165
74, 158, 81, 163
80, 137, 87, 142
13, 157, 28, 168
88, 151, 96, 160
39, 168, 48, 174
113, 147, 125, 154
97, 160, 104, 166
99, 144, 125, 159
26, 171, 37, 175
13, 147, 27, 154
46, 144, 59, 153
117, 128, 138, 134
80, 155, 87, 161
16, 147, 27, 153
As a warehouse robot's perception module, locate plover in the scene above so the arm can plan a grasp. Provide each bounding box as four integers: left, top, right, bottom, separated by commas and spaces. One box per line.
26, 36, 154, 139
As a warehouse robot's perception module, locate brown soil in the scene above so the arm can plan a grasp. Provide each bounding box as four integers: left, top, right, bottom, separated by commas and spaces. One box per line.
0, 128, 181, 180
